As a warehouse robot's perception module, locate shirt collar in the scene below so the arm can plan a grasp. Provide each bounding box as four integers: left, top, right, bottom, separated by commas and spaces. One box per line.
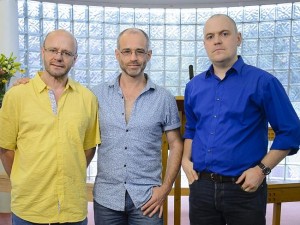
108, 73, 156, 93
33, 71, 76, 93
205, 55, 245, 78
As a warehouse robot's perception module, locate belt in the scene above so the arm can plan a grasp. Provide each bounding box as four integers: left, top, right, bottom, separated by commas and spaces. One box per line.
197, 171, 239, 183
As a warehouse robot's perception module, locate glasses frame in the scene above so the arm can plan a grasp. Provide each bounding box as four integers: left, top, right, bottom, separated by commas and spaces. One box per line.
119, 48, 149, 58
44, 47, 77, 59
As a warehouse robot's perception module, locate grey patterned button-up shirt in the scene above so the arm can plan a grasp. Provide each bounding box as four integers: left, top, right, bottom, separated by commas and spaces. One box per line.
92, 74, 181, 211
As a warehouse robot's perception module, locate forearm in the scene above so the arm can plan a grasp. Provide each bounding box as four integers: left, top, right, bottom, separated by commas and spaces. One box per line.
162, 130, 183, 192
260, 149, 291, 169
0, 147, 15, 177
84, 147, 96, 167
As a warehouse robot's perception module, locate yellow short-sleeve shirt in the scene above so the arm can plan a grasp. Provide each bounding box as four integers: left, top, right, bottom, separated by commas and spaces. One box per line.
0, 72, 100, 223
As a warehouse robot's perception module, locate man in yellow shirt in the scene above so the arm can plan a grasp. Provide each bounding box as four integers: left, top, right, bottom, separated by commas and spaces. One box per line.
0, 29, 100, 225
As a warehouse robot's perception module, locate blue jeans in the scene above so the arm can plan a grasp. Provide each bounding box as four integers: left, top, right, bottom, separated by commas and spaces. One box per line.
12, 213, 87, 225
189, 178, 267, 225
94, 192, 163, 225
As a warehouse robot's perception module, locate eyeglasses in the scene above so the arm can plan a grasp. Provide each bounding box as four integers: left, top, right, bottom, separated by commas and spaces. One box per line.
120, 49, 148, 57
44, 47, 76, 58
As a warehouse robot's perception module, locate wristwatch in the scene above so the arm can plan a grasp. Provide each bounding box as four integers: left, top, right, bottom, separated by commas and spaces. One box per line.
258, 162, 271, 175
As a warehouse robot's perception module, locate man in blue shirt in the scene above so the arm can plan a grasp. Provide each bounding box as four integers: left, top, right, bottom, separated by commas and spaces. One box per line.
182, 14, 300, 225
92, 28, 183, 225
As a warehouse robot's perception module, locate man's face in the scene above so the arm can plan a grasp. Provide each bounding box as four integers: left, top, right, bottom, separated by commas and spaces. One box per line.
42, 31, 77, 79
203, 15, 241, 67
115, 32, 151, 78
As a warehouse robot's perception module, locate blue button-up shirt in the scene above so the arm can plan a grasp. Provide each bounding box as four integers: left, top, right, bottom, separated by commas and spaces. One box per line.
184, 56, 300, 176
92, 75, 181, 211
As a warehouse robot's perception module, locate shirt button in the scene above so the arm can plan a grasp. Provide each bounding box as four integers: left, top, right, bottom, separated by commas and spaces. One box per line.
216, 98, 220, 101
208, 149, 211, 152
125, 147, 127, 149
124, 164, 126, 167
122, 113, 124, 115
213, 115, 217, 118
126, 129, 129, 132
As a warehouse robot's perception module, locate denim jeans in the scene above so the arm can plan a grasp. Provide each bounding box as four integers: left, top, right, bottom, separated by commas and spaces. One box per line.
12, 213, 88, 225
94, 192, 163, 225
189, 178, 267, 225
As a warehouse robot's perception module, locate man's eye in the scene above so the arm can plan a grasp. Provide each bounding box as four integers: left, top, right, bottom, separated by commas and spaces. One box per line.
136, 50, 146, 54
62, 51, 72, 57
49, 49, 57, 53
123, 50, 131, 54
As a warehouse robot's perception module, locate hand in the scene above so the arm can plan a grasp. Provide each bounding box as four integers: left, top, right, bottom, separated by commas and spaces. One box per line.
181, 157, 198, 185
236, 166, 265, 192
13, 77, 30, 86
141, 186, 169, 218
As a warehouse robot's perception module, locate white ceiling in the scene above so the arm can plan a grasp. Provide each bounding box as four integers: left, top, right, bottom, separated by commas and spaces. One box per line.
38, 0, 296, 8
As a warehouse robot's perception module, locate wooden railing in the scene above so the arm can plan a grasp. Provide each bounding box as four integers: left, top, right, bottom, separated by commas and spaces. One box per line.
0, 96, 299, 225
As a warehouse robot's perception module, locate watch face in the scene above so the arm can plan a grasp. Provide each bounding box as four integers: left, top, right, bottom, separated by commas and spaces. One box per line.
263, 167, 271, 175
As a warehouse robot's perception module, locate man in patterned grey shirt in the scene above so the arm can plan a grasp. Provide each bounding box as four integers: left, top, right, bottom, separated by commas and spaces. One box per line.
92, 28, 183, 225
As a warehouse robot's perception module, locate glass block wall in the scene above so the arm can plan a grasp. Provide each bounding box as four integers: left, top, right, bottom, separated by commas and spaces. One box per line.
17, 0, 300, 182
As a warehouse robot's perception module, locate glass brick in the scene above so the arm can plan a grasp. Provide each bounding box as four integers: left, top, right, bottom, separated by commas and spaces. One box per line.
150, 25, 165, 40
258, 55, 273, 70
260, 5, 276, 21
196, 41, 206, 57
58, 4, 72, 20
196, 25, 204, 40
74, 22, 88, 37
181, 41, 195, 56
89, 55, 103, 70
165, 56, 179, 71
286, 165, 300, 180
104, 24, 119, 39
73, 5, 87, 21
166, 40, 180, 55
43, 20, 56, 35
73, 69, 88, 85
89, 22, 103, 38
274, 37, 290, 53
196, 57, 210, 72
181, 9, 196, 24
180, 87, 186, 96
181, 57, 195, 72
269, 165, 285, 180
58, 21, 71, 31
273, 70, 288, 85
149, 56, 164, 70
74, 54, 87, 69
149, 71, 164, 86
165, 87, 179, 96
104, 70, 119, 82
259, 38, 274, 54
286, 153, 300, 164
165, 9, 180, 24
28, 18, 40, 35
150, 8, 165, 25
243, 23, 258, 39
244, 6, 259, 22
18, 0, 25, 17
243, 55, 257, 66
28, 67, 40, 78
120, 24, 134, 33
165, 71, 179, 86
134, 8, 150, 24
104, 39, 116, 55
120, 8, 134, 24
242, 39, 258, 55
290, 53, 300, 69
19, 35, 25, 50
28, 52, 41, 68
28, 36, 41, 51
181, 70, 190, 85
293, 2, 300, 19
42, 2, 56, 19
89, 70, 103, 85
228, 7, 243, 22
259, 22, 275, 38
292, 20, 300, 36
212, 8, 227, 15
104, 7, 119, 23
89, 39, 103, 54
289, 85, 300, 101
276, 3, 292, 20
77, 38, 88, 54
18, 18, 25, 33
196, 8, 212, 24
291, 69, 300, 84
165, 25, 180, 40
291, 102, 300, 116
151, 40, 165, 56
275, 21, 291, 37
89, 6, 104, 22
27, 1, 41, 18
134, 25, 149, 35
104, 55, 118, 70
274, 54, 289, 69
181, 25, 196, 41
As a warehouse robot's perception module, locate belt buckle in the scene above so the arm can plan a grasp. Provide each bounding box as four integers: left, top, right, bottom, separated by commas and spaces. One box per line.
210, 173, 216, 182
